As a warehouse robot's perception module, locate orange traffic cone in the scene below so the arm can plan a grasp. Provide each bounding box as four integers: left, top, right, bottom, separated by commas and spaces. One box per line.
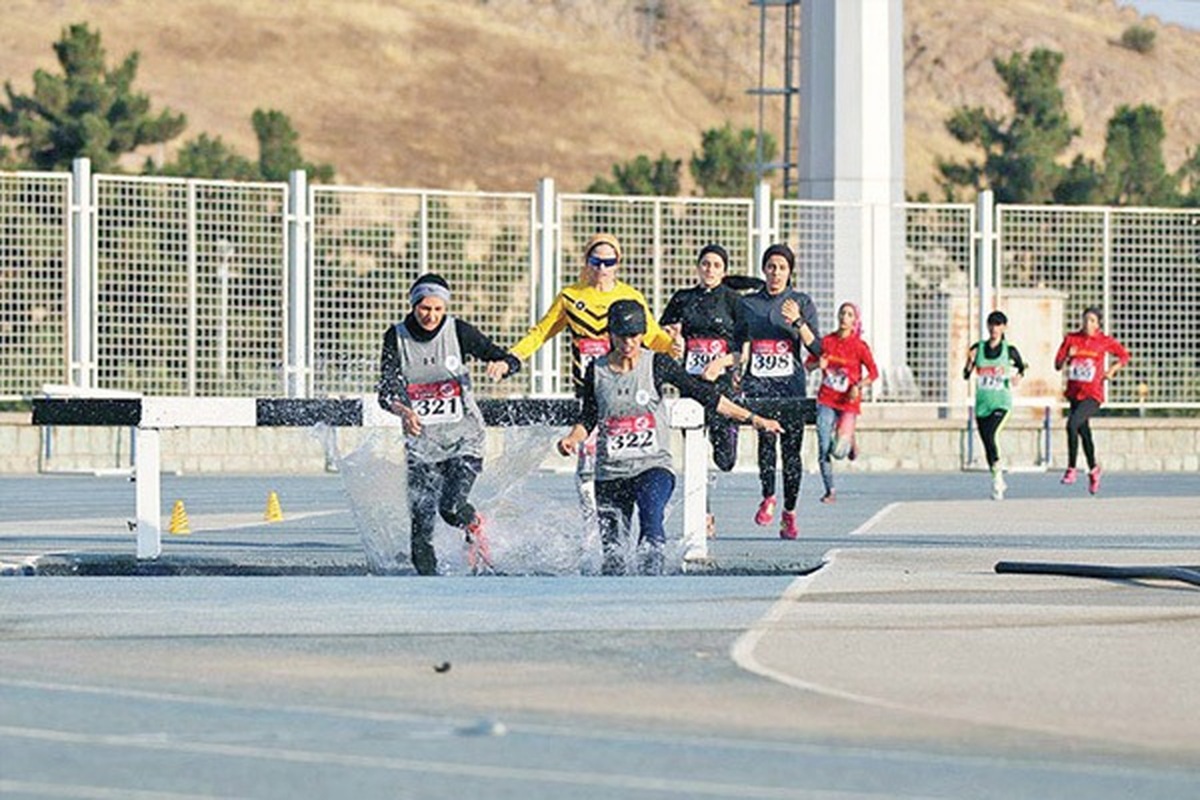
168, 500, 191, 535
264, 491, 284, 523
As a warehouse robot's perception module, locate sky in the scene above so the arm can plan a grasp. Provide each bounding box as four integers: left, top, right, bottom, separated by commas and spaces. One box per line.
1118, 0, 1200, 29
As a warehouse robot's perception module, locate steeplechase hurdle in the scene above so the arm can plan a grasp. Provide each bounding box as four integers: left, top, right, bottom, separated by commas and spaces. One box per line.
31, 396, 813, 570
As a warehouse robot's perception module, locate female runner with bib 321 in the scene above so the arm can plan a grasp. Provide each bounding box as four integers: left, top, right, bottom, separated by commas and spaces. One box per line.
735, 243, 821, 539
378, 273, 521, 575
1053, 306, 1130, 495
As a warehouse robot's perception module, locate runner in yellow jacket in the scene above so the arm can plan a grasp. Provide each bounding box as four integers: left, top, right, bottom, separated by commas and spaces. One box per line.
492, 232, 678, 394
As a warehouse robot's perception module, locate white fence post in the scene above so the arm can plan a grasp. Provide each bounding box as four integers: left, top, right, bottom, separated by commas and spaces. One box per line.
535, 177, 559, 395
288, 170, 310, 398
70, 157, 93, 390
976, 190, 995, 341
753, 180, 773, 269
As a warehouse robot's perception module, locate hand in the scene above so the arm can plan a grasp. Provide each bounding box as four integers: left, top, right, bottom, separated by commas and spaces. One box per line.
818, 355, 829, 371
754, 415, 784, 434
700, 359, 724, 382
1067, 345, 1078, 358
556, 436, 580, 457
485, 360, 510, 380
781, 298, 801, 326
391, 401, 422, 436
662, 324, 685, 359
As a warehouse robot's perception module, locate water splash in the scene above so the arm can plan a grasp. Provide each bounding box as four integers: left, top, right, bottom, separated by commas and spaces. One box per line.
321, 424, 606, 575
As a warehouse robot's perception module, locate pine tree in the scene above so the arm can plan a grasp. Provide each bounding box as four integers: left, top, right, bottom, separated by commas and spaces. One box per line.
0, 23, 185, 171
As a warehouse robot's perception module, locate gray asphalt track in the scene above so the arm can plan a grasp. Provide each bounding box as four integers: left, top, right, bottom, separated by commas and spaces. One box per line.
2, 470, 1200, 798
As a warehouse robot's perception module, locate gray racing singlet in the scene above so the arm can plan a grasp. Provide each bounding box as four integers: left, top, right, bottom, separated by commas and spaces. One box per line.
592, 354, 673, 482
396, 317, 485, 463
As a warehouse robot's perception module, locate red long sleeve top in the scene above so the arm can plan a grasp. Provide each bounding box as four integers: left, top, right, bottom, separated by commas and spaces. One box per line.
1054, 331, 1130, 404
808, 333, 879, 413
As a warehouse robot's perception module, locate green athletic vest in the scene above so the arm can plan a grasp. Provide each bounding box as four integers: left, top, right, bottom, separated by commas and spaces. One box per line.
973, 339, 1012, 417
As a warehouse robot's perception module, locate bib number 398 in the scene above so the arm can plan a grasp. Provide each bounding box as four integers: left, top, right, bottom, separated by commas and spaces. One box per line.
750, 339, 794, 378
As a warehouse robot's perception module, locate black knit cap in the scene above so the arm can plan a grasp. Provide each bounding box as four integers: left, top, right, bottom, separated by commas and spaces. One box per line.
986, 310, 1008, 326
761, 243, 795, 273
608, 299, 647, 337
697, 243, 730, 269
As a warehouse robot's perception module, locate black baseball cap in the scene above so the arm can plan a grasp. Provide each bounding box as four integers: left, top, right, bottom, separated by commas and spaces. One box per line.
608, 299, 647, 337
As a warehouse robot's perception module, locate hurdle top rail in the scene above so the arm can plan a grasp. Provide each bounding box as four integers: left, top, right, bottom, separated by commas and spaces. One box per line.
30, 396, 814, 568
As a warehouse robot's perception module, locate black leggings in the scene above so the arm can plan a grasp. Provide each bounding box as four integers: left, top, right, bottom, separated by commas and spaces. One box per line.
1066, 398, 1101, 470
976, 408, 1009, 468
406, 455, 483, 575
756, 426, 805, 511
709, 416, 738, 473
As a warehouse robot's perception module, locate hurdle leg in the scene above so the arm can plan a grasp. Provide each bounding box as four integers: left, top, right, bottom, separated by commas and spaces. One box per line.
135, 427, 162, 559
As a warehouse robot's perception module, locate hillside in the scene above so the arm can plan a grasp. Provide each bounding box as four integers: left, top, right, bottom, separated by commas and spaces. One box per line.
2, 0, 1198, 198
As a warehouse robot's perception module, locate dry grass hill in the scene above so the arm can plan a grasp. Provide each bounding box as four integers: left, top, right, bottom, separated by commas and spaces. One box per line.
2, 0, 1199, 198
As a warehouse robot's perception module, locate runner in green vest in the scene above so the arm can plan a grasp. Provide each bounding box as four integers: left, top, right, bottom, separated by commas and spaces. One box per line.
963, 310, 1027, 500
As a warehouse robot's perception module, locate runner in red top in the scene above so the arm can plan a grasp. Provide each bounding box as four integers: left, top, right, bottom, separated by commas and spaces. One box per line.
806, 302, 879, 503
1052, 306, 1130, 494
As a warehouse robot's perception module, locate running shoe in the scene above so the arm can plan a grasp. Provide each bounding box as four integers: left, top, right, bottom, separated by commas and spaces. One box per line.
779, 510, 799, 540
1088, 465, 1102, 495
754, 495, 777, 526
706, 513, 716, 539
991, 467, 1006, 501
848, 442, 858, 461
820, 490, 836, 504
464, 513, 494, 574
1060, 467, 1077, 485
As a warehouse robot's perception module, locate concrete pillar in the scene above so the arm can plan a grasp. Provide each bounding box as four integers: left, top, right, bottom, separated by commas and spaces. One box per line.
799, 0, 905, 371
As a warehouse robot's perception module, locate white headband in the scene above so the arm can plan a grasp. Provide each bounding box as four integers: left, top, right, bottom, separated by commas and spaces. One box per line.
410, 282, 451, 306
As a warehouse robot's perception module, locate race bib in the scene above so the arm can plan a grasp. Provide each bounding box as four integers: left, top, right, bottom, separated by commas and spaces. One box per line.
577, 337, 611, 372
684, 338, 728, 375
1068, 358, 1096, 383
750, 339, 794, 378
976, 365, 1005, 391
823, 368, 850, 393
406, 380, 463, 424
604, 412, 658, 459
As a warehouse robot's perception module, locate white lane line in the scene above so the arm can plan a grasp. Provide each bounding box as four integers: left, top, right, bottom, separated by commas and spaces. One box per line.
0, 724, 911, 800
729, 549, 916, 713
848, 502, 899, 536
0, 778, 233, 799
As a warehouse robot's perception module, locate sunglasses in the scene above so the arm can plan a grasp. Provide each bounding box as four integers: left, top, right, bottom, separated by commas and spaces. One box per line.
587, 255, 619, 269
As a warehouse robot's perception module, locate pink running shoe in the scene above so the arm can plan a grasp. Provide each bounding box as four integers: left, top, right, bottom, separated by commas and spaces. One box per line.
1088, 465, 1102, 495
754, 496, 777, 526
779, 510, 799, 540
1060, 467, 1078, 485
464, 513, 494, 574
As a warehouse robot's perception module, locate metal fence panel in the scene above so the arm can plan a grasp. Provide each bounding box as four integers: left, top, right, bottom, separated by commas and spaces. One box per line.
0, 172, 71, 399
93, 176, 288, 396
903, 202, 976, 404
555, 194, 754, 395
998, 205, 1200, 407
310, 187, 536, 398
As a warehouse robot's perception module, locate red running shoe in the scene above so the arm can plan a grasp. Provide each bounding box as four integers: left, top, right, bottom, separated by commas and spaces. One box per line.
464, 513, 494, 574
754, 496, 776, 526
1060, 467, 1078, 485
1088, 465, 1102, 495
779, 510, 799, 540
